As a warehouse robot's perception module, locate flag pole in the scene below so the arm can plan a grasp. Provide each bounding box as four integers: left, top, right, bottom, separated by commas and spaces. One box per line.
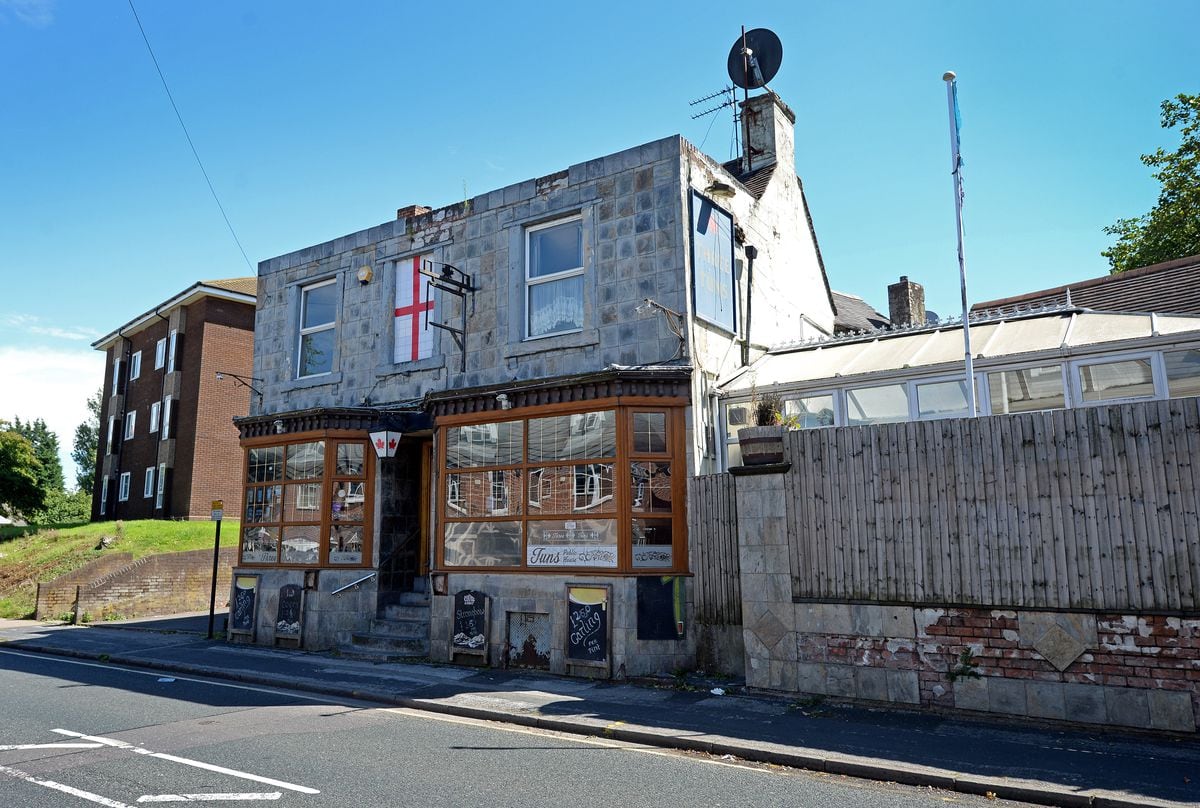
943, 70, 977, 417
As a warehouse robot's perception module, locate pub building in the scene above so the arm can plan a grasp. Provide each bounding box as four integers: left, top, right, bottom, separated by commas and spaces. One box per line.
230, 91, 836, 676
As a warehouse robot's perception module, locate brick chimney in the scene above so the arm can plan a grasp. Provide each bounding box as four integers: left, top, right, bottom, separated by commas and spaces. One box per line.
740, 92, 795, 174
396, 204, 431, 220
888, 276, 926, 327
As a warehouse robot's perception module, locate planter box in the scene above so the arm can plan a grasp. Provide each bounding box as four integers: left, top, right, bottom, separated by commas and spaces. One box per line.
737, 425, 785, 466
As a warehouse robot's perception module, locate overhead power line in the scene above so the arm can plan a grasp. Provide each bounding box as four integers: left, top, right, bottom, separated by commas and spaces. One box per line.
126, 0, 254, 273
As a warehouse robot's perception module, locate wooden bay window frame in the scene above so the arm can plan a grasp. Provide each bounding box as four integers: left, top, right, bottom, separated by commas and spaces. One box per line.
237, 430, 374, 569
435, 398, 688, 575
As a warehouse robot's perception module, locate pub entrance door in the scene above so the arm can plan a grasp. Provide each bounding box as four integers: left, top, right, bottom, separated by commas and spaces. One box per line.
376, 439, 431, 614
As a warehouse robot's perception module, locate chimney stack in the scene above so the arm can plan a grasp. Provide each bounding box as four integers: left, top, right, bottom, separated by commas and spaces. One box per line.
397, 204, 431, 220
888, 276, 926, 327
740, 92, 795, 174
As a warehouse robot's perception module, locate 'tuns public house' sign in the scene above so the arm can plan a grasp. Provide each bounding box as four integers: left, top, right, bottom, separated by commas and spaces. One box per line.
690, 192, 736, 333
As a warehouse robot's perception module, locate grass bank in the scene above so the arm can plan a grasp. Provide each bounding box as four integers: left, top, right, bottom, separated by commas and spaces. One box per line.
0, 519, 238, 619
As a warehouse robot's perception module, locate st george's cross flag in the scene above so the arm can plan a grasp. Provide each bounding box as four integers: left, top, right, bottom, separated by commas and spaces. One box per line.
394, 255, 435, 362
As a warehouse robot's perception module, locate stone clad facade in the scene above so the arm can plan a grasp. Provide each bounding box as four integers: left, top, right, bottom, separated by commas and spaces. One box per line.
234, 92, 835, 675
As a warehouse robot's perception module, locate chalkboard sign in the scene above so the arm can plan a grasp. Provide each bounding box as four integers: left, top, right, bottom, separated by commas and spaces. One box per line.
566, 585, 609, 667
275, 584, 303, 637
229, 575, 259, 638
452, 590, 489, 655
637, 576, 685, 641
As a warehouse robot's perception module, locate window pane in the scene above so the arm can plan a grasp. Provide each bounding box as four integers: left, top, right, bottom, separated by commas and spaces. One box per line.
285, 441, 324, 480
281, 525, 320, 564
444, 521, 522, 567
445, 421, 523, 468
247, 447, 283, 483
302, 283, 337, 328
335, 443, 365, 476
329, 525, 363, 564
630, 461, 672, 513
1078, 358, 1155, 402
529, 220, 581, 278
916, 380, 970, 419
242, 525, 278, 563
528, 275, 584, 337
632, 519, 673, 568
284, 483, 322, 522
244, 485, 281, 523
987, 365, 1065, 414
783, 395, 835, 428
299, 329, 335, 376
332, 481, 365, 522
528, 410, 615, 462
725, 404, 749, 441
845, 384, 909, 425
526, 464, 615, 515
445, 470, 522, 517
1165, 350, 1200, 399
632, 412, 667, 453
527, 519, 617, 568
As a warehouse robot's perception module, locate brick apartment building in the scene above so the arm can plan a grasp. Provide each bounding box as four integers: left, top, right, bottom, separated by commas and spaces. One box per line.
92, 279, 256, 521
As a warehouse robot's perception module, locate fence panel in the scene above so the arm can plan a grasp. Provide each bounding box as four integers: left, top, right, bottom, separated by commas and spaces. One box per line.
688, 473, 741, 625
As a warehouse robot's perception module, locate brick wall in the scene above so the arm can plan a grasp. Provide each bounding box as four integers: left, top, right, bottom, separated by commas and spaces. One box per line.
75, 547, 236, 621
35, 553, 134, 618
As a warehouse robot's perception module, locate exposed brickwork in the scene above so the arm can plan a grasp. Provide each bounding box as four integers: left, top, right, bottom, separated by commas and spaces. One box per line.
76, 547, 236, 620
35, 553, 134, 618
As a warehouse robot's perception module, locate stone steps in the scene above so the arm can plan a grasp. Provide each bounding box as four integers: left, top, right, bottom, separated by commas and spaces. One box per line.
339, 593, 430, 661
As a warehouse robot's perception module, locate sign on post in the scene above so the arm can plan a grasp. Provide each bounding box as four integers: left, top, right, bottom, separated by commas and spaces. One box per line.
211, 499, 224, 521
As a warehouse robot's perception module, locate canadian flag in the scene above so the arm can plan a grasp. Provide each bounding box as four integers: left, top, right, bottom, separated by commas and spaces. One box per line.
395, 255, 434, 362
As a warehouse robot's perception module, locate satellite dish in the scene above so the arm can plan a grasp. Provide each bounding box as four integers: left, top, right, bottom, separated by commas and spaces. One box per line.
726, 28, 782, 90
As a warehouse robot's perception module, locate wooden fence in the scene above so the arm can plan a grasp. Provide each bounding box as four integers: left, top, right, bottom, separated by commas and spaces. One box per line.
782, 398, 1200, 613
688, 473, 742, 625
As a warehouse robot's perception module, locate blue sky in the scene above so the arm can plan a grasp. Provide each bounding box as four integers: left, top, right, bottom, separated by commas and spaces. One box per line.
1, 0, 1196, 484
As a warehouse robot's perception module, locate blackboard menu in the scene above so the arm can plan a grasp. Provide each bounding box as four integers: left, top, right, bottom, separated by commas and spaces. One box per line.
276, 584, 303, 637
566, 586, 609, 665
637, 576, 685, 641
230, 575, 259, 637
452, 590, 488, 653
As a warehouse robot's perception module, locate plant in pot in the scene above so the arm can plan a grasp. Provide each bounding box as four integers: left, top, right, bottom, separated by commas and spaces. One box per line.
737, 391, 787, 466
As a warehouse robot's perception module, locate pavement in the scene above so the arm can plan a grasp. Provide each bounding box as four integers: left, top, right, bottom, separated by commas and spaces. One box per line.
0, 614, 1197, 808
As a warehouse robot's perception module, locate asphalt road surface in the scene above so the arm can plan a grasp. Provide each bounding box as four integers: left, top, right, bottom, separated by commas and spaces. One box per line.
0, 648, 1035, 808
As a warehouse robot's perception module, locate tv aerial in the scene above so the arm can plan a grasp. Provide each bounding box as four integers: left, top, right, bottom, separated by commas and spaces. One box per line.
689, 27, 784, 163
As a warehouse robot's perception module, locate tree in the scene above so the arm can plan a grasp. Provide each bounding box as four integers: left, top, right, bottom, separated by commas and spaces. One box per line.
72, 388, 102, 494
0, 429, 45, 516
1102, 93, 1200, 273
10, 416, 64, 494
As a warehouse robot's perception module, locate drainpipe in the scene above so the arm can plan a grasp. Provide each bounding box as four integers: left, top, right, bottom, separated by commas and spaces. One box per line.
740, 245, 758, 366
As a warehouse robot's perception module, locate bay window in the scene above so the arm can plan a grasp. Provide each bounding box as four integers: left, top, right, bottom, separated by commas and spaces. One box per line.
438, 405, 684, 573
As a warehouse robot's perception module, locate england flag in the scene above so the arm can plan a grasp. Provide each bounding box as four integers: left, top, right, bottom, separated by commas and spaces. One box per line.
394, 255, 435, 362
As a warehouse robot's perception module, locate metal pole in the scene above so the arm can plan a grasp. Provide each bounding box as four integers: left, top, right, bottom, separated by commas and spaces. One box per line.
944, 71, 977, 417
207, 518, 221, 639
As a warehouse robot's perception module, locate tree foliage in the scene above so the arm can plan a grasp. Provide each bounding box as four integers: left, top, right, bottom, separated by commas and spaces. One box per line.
72, 388, 102, 494
10, 416, 64, 494
0, 429, 45, 516
28, 489, 92, 526
1102, 93, 1200, 273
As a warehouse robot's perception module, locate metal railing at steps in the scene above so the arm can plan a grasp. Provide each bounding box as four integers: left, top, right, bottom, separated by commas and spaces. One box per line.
331, 572, 376, 597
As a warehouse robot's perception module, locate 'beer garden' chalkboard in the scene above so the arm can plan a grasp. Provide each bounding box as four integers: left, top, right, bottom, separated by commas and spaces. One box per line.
229, 575, 259, 639
276, 584, 303, 638
566, 585, 609, 667
452, 590, 489, 656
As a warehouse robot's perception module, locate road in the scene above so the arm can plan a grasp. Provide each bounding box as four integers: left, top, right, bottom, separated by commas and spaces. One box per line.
0, 648, 1034, 808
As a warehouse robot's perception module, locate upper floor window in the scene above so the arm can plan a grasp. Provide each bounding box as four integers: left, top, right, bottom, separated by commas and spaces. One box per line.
298, 280, 336, 377
155, 338, 167, 369
149, 401, 161, 433
167, 330, 179, 372
129, 351, 142, 381
124, 411, 136, 440
112, 357, 122, 395
143, 467, 155, 498
526, 217, 583, 339
118, 472, 131, 502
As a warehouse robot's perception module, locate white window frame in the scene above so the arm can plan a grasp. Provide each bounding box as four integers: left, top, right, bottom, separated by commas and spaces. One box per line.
162, 395, 172, 438
112, 357, 122, 395
144, 467, 155, 498
118, 472, 131, 502
106, 416, 116, 454
124, 410, 136, 440
100, 475, 109, 515
167, 329, 179, 372
297, 279, 337, 378
525, 216, 584, 340
1069, 350, 1163, 408
780, 390, 840, 429
149, 401, 160, 433
981, 363, 1070, 416
156, 463, 166, 509
155, 337, 167, 369
129, 350, 142, 381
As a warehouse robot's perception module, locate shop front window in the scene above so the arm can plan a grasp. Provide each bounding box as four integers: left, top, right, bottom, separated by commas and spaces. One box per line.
438, 406, 683, 573
239, 437, 371, 567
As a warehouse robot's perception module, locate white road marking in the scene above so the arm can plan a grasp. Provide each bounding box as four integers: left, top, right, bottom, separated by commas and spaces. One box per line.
137, 793, 282, 802
0, 763, 136, 808
0, 742, 104, 750
53, 729, 319, 795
